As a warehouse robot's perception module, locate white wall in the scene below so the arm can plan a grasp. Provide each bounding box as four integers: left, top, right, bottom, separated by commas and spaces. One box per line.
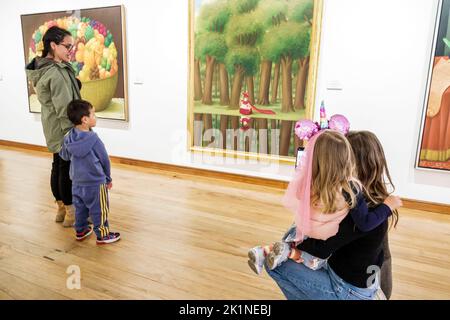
0, 0, 448, 204
315, 0, 449, 204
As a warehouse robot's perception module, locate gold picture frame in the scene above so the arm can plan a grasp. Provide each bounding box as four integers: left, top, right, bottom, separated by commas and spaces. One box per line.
188, 0, 324, 163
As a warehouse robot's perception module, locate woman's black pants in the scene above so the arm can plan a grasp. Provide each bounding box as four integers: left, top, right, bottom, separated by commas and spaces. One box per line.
50, 153, 72, 205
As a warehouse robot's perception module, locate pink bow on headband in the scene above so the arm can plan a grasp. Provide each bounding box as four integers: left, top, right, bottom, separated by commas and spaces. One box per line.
295, 101, 350, 140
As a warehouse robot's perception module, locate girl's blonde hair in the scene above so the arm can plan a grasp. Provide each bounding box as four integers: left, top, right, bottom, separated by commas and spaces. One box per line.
310, 130, 359, 213
347, 131, 399, 228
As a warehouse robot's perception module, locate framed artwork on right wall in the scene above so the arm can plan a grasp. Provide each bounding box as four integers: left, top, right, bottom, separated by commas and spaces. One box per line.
417, 0, 450, 172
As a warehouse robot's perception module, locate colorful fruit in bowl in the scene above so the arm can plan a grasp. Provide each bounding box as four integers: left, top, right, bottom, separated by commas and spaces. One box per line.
28, 16, 119, 111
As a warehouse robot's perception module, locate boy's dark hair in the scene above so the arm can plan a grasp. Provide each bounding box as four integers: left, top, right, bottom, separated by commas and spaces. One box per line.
42, 26, 71, 58
67, 99, 93, 125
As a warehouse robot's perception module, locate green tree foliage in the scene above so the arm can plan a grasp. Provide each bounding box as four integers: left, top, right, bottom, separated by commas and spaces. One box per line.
229, 0, 260, 14
197, 0, 231, 33
196, 32, 228, 63
225, 47, 260, 76
253, 0, 288, 28
225, 13, 265, 47
289, 0, 314, 24
224, 9, 263, 75
260, 21, 310, 63
196, 0, 231, 62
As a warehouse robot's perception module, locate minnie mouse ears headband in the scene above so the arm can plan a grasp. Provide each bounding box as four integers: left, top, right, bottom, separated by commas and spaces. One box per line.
294, 101, 350, 140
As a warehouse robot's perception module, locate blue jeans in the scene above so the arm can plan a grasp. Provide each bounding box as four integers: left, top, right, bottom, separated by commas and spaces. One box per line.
265, 259, 379, 300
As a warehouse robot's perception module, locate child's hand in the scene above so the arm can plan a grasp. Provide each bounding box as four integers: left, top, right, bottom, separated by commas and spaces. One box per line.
107, 182, 113, 190
384, 195, 402, 210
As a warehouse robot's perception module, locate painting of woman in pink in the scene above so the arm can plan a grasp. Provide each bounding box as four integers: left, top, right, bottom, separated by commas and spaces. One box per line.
418, 0, 450, 171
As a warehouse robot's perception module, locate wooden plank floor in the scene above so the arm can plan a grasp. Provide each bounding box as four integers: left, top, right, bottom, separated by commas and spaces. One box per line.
0, 146, 449, 300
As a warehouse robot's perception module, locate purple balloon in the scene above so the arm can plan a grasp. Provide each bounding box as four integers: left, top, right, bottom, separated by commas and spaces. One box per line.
328, 114, 350, 135
295, 120, 319, 140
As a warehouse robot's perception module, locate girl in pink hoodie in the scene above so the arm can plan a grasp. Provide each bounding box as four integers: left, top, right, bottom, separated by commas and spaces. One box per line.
248, 130, 401, 274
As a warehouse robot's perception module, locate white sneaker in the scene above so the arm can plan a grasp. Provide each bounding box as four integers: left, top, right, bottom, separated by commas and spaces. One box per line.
266, 242, 290, 270
247, 246, 265, 275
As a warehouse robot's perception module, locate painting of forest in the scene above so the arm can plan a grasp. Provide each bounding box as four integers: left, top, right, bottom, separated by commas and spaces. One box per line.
189, 0, 321, 158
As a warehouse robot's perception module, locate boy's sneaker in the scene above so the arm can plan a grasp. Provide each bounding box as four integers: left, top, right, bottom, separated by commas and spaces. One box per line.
76, 226, 93, 241
266, 241, 291, 270
96, 232, 121, 245
247, 246, 265, 275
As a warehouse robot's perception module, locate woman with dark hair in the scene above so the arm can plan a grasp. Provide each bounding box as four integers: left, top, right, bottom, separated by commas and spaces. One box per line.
26, 26, 81, 227
347, 130, 399, 299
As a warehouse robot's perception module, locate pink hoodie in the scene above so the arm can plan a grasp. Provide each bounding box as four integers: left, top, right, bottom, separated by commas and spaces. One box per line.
306, 204, 349, 240
282, 130, 349, 241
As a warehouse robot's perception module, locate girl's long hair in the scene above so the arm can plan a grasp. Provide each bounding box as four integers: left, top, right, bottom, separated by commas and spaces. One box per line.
310, 130, 360, 213
347, 131, 399, 228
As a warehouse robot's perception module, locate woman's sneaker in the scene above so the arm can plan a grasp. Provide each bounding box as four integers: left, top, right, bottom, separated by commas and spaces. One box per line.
266, 241, 290, 270
76, 226, 93, 241
96, 232, 121, 245
247, 246, 265, 275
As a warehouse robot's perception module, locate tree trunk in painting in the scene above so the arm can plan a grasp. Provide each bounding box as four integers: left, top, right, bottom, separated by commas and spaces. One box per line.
220, 115, 228, 149
270, 119, 278, 155
281, 56, 294, 113
194, 59, 202, 101
245, 121, 256, 152
215, 64, 219, 100
229, 68, 246, 150
294, 132, 301, 155
246, 76, 255, 104
219, 63, 230, 106
271, 62, 280, 104
230, 116, 239, 151
257, 118, 268, 154
279, 120, 292, 156
230, 66, 245, 109
203, 114, 212, 130
194, 114, 203, 146
202, 55, 216, 105
258, 60, 272, 105
294, 56, 309, 110
270, 120, 277, 131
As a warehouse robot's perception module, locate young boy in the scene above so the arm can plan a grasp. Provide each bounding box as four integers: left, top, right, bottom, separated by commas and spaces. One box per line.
60, 99, 120, 244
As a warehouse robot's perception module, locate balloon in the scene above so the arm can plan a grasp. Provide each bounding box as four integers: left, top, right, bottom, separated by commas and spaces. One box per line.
295, 120, 319, 140
328, 114, 350, 135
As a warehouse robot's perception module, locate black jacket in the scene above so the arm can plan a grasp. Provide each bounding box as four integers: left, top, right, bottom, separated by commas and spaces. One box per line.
297, 200, 390, 288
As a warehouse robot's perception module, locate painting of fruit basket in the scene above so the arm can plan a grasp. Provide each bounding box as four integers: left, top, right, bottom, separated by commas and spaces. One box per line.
21, 5, 128, 121
188, 0, 323, 160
